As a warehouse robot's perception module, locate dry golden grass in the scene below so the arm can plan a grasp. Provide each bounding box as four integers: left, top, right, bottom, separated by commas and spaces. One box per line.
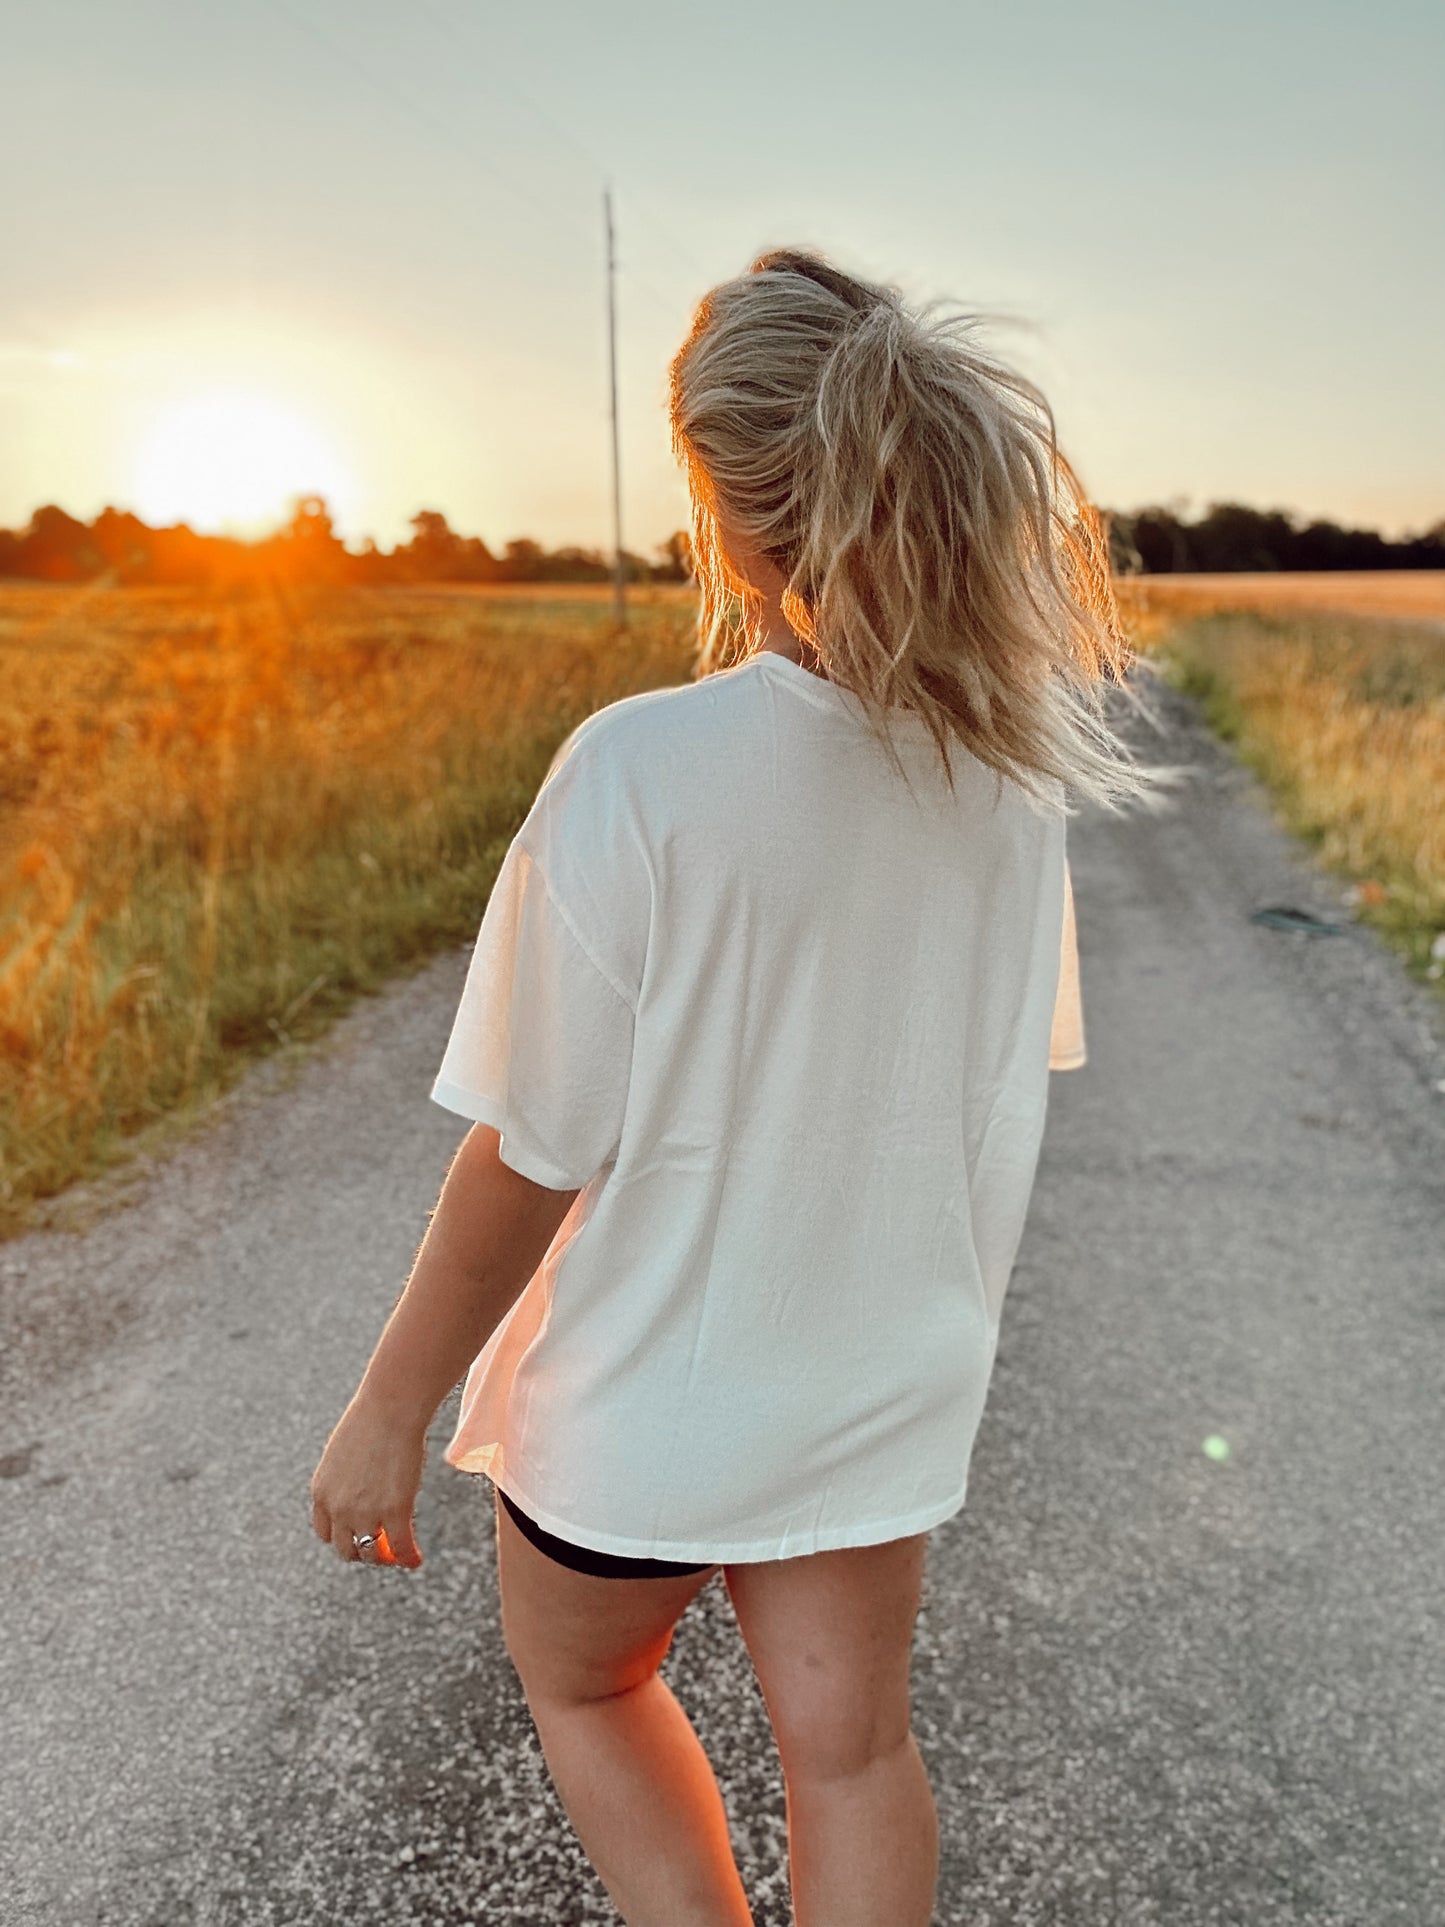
1135, 605, 1445, 988
0, 581, 697, 1234
1117, 570, 1445, 626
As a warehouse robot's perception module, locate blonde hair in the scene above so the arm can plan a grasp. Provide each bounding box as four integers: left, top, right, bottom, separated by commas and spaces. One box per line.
668, 247, 1188, 816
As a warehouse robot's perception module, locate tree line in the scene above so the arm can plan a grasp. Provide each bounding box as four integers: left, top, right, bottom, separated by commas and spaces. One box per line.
0, 499, 693, 589
1, 494, 1442, 588
1105, 502, 1445, 574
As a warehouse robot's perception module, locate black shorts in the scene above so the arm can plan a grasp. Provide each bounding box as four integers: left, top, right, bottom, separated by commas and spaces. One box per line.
495, 1484, 714, 1580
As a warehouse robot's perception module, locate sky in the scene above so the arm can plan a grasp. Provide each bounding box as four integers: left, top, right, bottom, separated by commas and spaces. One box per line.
3, 0, 1442, 555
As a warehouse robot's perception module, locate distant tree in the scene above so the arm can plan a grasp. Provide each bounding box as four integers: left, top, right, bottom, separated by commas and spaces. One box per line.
653, 530, 693, 581
1402, 521, 1445, 568
13, 504, 100, 581
501, 537, 546, 582
392, 509, 499, 583
1189, 503, 1296, 572
540, 545, 608, 583
141, 519, 241, 589
1103, 500, 1445, 574
265, 494, 352, 585
1127, 507, 1193, 573
348, 533, 394, 588
1103, 511, 1144, 577
404, 509, 458, 579
90, 506, 154, 583
1292, 517, 1393, 571
284, 494, 334, 540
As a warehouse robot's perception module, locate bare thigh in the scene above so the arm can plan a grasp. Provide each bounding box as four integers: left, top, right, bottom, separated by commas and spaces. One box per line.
722, 1533, 929, 1779
494, 1492, 722, 1703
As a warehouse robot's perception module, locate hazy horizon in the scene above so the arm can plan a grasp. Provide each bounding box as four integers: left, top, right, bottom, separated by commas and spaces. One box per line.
5, 0, 1441, 553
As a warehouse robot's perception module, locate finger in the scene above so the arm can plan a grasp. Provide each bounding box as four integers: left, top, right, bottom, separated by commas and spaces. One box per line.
312, 1494, 332, 1544
331, 1520, 361, 1563
380, 1516, 423, 1569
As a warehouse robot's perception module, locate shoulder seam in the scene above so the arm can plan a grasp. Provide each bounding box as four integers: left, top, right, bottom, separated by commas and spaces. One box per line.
516, 837, 640, 1016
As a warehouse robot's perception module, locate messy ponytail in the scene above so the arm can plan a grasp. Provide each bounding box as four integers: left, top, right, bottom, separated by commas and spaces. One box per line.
668, 247, 1187, 816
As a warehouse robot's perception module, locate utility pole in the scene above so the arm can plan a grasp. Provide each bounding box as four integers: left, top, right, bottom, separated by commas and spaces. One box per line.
604, 186, 626, 630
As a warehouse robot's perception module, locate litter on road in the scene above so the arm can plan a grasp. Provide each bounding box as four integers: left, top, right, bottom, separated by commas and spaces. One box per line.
1248, 904, 1351, 935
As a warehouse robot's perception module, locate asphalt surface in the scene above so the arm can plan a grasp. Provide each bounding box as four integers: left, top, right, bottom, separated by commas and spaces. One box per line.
4, 677, 1444, 1927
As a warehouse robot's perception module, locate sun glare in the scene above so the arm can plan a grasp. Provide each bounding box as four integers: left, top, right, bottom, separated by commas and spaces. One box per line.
129, 390, 357, 537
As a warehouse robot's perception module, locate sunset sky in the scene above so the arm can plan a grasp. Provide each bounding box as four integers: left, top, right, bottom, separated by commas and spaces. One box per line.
4, 0, 1441, 555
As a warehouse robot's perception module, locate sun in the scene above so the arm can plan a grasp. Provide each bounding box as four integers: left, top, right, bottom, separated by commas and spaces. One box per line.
129, 389, 357, 537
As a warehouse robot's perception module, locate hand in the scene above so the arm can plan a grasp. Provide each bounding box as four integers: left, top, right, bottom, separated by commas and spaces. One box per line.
311, 1395, 427, 1569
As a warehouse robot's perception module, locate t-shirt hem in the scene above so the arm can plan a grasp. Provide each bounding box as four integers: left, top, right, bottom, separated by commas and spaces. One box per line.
428, 1078, 589, 1190
450, 1454, 969, 1563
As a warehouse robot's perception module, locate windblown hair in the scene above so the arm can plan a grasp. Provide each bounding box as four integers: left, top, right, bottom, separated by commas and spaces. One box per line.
668, 247, 1188, 815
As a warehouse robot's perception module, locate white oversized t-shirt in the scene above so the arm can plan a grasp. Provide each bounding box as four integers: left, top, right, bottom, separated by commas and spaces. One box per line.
430, 648, 1086, 1563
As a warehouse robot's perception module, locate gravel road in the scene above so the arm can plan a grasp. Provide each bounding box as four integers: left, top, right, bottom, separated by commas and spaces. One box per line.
4, 678, 1444, 1927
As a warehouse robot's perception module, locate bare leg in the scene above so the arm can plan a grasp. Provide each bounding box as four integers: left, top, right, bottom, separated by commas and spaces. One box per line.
495, 1495, 753, 1927
525, 1670, 754, 1927
781, 1727, 937, 1925
724, 1531, 937, 1927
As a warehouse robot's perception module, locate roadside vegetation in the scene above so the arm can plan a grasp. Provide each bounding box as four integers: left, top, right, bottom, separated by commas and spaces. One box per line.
0, 583, 696, 1235
1125, 595, 1445, 999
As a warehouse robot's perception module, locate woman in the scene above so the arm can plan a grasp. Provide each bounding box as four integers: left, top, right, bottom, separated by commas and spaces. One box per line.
311, 248, 1183, 1926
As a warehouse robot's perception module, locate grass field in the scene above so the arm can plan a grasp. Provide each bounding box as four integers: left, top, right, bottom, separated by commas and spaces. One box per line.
0, 582, 697, 1234
1116, 570, 1445, 626
2, 573, 1441, 1236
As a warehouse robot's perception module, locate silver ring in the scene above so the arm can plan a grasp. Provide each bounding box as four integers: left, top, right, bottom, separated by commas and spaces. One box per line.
353, 1532, 378, 1551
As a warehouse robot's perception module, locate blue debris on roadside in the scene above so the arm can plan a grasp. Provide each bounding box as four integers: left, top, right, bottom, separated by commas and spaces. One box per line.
1249, 905, 1351, 936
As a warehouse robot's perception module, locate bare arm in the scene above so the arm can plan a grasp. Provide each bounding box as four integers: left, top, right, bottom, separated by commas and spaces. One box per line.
310, 1123, 580, 1565
1049, 857, 1086, 1072
358, 1123, 579, 1429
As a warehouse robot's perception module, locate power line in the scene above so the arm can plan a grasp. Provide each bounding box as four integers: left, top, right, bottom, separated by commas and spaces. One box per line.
237, 0, 699, 553
255, 0, 599, 255
406, 0, 713, 293
258, 0, 697, 326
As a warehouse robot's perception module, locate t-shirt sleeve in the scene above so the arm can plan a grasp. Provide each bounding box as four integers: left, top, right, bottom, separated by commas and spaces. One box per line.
430, 721, 651, 1188
1048, 856, 1087, 1071
429, 833, 638, 1191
